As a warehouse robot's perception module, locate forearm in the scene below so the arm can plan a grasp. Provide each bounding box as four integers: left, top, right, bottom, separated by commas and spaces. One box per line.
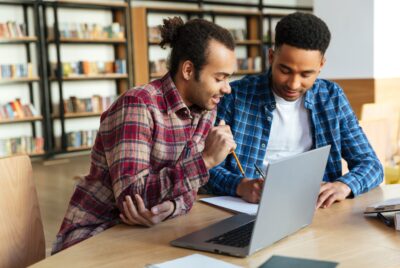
115, 147, 209, 211
207, 164, 243, 196
339, 155, 383, 196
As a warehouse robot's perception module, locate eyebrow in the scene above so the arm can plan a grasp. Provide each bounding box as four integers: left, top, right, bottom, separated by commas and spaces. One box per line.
214, 72, 232, 77
279, 64, 316, 74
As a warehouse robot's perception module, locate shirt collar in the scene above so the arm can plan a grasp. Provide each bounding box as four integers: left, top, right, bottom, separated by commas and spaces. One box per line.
161, 73, 208, 116
161, 73, 189, 115
264, 68, 318, 111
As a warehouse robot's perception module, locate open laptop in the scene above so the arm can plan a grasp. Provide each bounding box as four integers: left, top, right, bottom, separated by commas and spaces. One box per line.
171, 145, 331, 257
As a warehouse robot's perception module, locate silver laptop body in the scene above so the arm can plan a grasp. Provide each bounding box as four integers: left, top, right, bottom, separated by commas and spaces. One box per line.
171, 145, 331, 257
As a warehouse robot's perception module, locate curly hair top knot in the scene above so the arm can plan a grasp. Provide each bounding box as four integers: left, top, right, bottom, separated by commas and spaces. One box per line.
159, 17, 184, 49
158, 17, 235, 80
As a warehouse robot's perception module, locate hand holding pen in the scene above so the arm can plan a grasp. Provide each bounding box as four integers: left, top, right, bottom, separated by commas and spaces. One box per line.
202, 120, 237, 170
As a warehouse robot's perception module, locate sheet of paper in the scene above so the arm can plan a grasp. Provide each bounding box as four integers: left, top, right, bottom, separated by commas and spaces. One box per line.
369, 198, 400, 208
145, 253, 242, 268
200, 196, 258, 215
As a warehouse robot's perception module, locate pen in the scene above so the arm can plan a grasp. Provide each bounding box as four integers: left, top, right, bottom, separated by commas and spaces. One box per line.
254, 163, 266, 180
231, 151, 245, 176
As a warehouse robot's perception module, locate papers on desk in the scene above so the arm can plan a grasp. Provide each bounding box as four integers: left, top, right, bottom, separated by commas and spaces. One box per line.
200, 196, 258, 215
145, 254, 242, 268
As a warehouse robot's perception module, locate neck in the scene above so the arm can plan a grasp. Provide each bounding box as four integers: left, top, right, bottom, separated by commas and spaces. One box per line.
173, 72, 192, 107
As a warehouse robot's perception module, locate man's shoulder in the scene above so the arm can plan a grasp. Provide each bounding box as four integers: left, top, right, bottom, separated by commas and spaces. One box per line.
101, 82, 163, 121
230, 73, 268, 94
312, 78, 346, 102
123, 82, 162, 105
313, 78, 344, 95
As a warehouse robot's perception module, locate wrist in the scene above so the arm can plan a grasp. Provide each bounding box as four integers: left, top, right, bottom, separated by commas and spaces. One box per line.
202, 153, 214, 170
236, 178, 248, 196
337, 181, 352, 197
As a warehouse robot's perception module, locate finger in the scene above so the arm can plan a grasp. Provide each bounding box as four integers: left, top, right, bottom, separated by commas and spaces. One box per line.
219, 120, 226, 126
135, 194, 149, 214
151, 200, 171, 215
133, 195, 154, 226
316, 190, 332, 209
123, 200, 136, 223
322, 194, 337, 208
120, 213, 138, 226
319, 182, 331, 194
126, 196, 152, 226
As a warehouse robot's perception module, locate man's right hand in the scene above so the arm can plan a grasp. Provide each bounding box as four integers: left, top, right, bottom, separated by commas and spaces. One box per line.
236, 178, 264, 203
202, 120, 236, 169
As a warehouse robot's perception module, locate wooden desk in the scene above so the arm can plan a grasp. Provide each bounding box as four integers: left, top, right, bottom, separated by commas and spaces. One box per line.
32, 185, 400, 268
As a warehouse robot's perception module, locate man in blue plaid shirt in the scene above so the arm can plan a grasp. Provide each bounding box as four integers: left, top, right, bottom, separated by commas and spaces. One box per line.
206, 12, 383, 209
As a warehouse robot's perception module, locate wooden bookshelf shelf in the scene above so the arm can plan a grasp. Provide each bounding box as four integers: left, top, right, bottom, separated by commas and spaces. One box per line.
66, 145, 92, 152
50, 73, 128, 81
54, 0, 127, 9
236, 39, 262, 45
0, 116, 43, 125
234, 70, 262, 76
53, 112, 102, 119
29, 151, 46, 157
148, 39, 161, 45
150, 72, 167, 79
0, 77, 40, 84
0, 36, 37, 43
47, 37, 126, 44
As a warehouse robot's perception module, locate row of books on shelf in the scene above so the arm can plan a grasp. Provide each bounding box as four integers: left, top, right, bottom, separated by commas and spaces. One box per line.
0, 99, 39, 120
150, 56, 262, 75
0, 63, 34, 79
227, 28, 247, 41
263, 32, 275, 43
0, 21, 27, 38
150, 59, 167, 75
51, 60, 126, 77
48, 22, 124, 40
0, 136, 44, 157
62, 95, 117, 114
67, 129, 97, 148
148, 26, 248, 42
237, 56, 261, 72
148, 26, 161, 41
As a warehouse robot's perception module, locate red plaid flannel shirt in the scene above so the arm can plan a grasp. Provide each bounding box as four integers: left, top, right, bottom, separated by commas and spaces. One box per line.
52, 74, 216, 254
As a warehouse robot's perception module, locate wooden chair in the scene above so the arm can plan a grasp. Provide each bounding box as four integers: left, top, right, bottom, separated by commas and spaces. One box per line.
0, 155, 45, 267
361, 103, 400, 161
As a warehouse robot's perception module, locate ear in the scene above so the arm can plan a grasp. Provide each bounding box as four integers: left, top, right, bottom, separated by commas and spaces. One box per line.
320, 56, 326, 69
268, 48, 274, 66
181, 60, 194, 81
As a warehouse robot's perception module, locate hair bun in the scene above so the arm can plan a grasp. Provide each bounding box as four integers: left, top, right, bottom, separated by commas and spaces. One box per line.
159, 16, 184, 49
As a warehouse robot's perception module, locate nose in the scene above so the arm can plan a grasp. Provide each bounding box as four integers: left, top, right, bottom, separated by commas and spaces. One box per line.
287, 75, 301, 90
221, 80, 231, 95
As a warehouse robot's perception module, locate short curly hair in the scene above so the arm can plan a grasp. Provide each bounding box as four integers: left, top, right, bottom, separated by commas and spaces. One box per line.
275, 12, 331, 55
159, 17, 235, 80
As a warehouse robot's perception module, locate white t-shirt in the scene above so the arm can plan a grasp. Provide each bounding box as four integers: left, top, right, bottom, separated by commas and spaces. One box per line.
263, 92, 313, 167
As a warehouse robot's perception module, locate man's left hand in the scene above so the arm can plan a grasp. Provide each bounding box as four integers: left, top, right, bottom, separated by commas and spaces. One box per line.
120, 194, 175, 227
316, 181, 351, 209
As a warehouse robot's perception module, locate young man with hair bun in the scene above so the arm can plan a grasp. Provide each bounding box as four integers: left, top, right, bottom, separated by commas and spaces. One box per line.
52, 17, 237, 254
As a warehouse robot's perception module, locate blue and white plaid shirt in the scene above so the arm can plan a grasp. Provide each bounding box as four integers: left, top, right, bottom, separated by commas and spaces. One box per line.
206, 72, 383, 197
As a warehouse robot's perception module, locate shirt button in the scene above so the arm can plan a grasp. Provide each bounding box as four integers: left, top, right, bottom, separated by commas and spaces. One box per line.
271, 104, 275, 109
267, 116, 272, 121
261, 143, 266, 148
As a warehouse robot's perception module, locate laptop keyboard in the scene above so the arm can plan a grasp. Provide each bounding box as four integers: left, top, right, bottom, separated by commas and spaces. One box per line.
206, 221, 255, 248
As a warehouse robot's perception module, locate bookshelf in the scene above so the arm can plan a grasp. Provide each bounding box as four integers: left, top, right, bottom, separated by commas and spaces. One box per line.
0, 0, 48, 157
42, 0, 133, 153
131, 1, 312, 85
132, 6, 264, 85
